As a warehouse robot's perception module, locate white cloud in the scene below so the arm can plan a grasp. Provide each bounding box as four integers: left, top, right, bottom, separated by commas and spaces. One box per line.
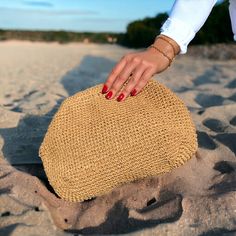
0, 7, 99, 16
23, 1, 54, 8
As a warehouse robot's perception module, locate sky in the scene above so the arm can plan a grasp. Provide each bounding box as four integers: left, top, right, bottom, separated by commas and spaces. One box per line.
0, 0, 176, 32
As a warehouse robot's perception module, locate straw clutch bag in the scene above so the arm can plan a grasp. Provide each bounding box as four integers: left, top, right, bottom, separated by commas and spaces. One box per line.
39, 78, 198, 202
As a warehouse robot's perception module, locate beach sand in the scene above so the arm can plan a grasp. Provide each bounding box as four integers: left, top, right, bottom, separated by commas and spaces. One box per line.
0, 40, 236, 235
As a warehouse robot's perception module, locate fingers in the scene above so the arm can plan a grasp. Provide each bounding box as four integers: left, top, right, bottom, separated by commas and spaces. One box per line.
118, 67, 155, 101
101, 54, 131, 94
107, 60, 146, 101
115, 64, 147, 101
131, 68, 155, 97
101, 52, 156, 102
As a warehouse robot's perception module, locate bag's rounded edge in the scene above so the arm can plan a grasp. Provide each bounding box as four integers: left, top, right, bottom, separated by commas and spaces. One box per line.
38, 77, 198, 203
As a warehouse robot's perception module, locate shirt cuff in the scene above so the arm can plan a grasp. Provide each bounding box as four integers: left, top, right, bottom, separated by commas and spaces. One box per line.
160, 17, 196, 54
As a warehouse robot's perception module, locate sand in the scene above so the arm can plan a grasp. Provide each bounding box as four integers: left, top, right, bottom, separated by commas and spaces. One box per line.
0, 40, 236, 236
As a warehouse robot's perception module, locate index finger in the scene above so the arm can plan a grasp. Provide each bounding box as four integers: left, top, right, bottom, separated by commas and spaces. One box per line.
102, 56, 127, 93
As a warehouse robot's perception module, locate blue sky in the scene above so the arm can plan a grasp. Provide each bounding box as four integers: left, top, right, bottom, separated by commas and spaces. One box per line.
0, 0, 176, 32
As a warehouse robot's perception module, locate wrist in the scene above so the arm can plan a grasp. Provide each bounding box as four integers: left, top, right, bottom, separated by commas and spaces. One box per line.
152, 38, 175, 60
147, 36, 176, 67
147, 43, 173, 67
147, 34, 181, 67
156, 34, 180, 56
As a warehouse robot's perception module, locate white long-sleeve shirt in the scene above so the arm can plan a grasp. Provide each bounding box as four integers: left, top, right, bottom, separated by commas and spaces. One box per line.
160, 0, 236, 54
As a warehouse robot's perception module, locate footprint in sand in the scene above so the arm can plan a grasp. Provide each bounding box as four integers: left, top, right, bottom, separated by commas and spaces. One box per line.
195, 93, 224, 107
197, 131, 217, 150
213, 161, 235, 174
203, 118, 228, 133
228, 92, 236, 102
229, 116, 236, 126
212, 133, 236, 155
210, 161, 236, 194
193, 69, 221, 86
225, 78, 236, 89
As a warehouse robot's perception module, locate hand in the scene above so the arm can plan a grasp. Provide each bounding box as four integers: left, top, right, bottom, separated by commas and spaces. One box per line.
101, 35, 180, 102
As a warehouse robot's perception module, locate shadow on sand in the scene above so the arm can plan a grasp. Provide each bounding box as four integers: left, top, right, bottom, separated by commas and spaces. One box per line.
0, 55, 115, 182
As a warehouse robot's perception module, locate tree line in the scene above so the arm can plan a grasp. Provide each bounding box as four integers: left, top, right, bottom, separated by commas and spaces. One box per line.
0, 1, 233, 47
117, 0, 234, 48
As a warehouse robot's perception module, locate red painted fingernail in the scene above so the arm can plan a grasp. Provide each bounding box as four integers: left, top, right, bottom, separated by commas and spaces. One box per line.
105, 91, 113, 99
117, 93, 125, 102
102, 84, 108, 94
130, 89, 137, 96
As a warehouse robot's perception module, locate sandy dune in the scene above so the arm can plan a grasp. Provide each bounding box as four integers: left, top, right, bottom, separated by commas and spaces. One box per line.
0, 41, 236, 235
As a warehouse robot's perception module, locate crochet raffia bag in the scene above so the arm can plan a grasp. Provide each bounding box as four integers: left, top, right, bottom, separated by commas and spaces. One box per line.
39, 78, 198, 202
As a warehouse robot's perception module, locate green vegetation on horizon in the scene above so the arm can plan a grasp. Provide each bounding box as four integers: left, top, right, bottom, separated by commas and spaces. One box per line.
120, 0, 233, 48
0, 29, 120, 44
0, 0, 233, 47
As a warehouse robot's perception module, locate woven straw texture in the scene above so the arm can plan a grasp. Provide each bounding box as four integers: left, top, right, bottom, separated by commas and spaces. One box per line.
39, 78, 198, 202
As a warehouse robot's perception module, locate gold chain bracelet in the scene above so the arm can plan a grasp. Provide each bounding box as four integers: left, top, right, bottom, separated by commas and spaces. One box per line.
156, 35, 179, 56
148, 44, 174, 67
